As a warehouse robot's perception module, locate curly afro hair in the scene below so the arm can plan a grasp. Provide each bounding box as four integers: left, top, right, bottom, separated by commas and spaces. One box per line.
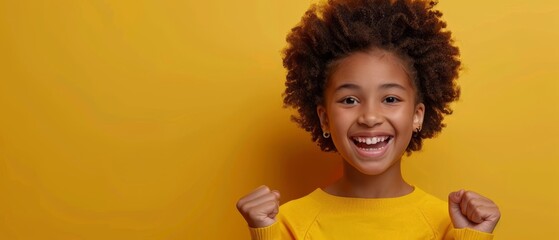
282, 0, 461, 154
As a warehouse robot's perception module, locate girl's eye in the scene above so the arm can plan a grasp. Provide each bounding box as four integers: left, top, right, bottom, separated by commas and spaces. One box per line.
340, 97, 359, 105
384, 96, 400, 104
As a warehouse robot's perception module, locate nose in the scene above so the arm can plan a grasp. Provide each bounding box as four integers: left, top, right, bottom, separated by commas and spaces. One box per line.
357, 102, 383, 128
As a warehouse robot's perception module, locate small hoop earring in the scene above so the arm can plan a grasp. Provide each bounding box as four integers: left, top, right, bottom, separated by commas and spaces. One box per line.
322, 131, 330, 138
413, 126, 422, 137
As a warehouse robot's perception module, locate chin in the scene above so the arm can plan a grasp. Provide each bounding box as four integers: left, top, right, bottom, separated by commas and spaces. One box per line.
350, 159, 397, 176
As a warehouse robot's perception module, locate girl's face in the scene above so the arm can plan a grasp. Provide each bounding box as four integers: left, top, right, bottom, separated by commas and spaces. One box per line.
317, 50, 424, 176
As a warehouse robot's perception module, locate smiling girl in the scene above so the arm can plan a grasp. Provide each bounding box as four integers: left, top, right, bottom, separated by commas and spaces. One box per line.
236, 0, 500, 239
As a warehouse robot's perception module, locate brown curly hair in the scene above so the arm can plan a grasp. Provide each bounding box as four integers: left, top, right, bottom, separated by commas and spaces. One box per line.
282, 0, 461, 154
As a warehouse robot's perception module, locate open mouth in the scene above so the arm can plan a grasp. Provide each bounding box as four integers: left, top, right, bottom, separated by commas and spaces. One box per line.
351, 136, 392, 151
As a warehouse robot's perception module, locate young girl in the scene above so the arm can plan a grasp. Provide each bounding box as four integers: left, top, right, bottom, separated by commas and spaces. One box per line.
237, 0, 501, 239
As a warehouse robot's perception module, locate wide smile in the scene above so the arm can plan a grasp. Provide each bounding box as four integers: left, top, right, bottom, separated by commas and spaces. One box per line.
350, 135, 393, 158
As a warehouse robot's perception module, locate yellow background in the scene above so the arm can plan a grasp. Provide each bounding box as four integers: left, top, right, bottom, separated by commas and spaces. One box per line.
0, 0, 557, 239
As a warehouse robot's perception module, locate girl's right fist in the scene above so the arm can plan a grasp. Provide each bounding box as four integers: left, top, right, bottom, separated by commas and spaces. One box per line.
236, 185, 281, 228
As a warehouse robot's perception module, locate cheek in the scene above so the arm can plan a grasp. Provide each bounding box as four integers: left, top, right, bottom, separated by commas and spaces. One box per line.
388, 108, 415, 132
328, 109, 353, 133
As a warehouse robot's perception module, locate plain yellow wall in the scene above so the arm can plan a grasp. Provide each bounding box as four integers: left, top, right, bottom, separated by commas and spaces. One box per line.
0, 0, 557, 239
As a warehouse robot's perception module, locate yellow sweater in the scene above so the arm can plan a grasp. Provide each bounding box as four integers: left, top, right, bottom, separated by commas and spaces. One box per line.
249, 186, 494, 240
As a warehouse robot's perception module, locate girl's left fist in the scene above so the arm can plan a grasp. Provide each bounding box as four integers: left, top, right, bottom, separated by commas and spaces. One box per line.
448, 189, 501, 233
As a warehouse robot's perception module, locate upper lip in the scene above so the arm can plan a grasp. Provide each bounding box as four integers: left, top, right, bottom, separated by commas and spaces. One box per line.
350, 132, 393, 138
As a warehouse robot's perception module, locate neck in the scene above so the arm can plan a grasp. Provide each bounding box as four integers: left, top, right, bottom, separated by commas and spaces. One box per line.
325, 158, 413, 198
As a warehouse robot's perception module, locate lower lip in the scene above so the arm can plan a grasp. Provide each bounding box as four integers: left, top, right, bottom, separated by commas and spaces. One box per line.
351, 138, 392, 159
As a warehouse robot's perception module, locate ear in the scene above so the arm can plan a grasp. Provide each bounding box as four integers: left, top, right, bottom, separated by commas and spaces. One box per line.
413, 103, 425, 130
316, 105, 329, 132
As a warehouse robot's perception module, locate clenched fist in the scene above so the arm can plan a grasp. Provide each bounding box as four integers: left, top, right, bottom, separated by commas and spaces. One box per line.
236, 185, 281, 228
448, 189, 501, 233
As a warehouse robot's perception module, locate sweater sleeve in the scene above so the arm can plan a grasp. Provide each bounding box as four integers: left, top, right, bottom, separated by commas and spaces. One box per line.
248, 221, 294, 240
248, 223, 280, 240
445, 228, 494, 240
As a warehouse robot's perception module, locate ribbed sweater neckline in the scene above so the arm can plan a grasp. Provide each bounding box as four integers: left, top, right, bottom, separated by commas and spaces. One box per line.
310, 186, 426, 211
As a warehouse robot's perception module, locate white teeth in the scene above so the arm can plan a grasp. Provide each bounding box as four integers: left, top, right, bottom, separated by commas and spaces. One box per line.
353, 136, 389, 145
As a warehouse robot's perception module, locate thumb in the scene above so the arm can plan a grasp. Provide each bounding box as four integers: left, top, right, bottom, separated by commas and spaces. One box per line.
448, 189, 468, 228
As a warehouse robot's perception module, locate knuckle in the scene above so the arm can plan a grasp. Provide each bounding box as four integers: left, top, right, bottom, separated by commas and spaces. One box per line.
261, 185, 271, 192
239, 204, 251, 214
467, 198, 479, 207
473, 206, 483, 215
264, 192, 276, 201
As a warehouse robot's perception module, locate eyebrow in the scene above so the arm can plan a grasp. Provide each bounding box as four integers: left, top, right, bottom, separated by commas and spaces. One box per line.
379, 83, 407, 91
334, 83, 360, 92
334, 82, 407, 92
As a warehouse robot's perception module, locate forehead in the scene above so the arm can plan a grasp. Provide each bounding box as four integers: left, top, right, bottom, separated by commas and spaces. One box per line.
326, 50, 414, 91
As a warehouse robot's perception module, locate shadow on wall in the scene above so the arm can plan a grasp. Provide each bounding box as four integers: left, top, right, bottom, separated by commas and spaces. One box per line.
264, 116, 342, 203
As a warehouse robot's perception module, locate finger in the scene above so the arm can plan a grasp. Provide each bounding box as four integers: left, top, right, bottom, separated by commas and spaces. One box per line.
469, 206, 501, 233
448, 190, 469, 228
459, 191, 473, 216
465, 197, 483, 220
461, 190, 486, 203
461, 191, 492, 217
450, 189, 469, 217
465, 200, 483, 224
485, 206, 501, 222
249, 200, 280, 218
237, 185, 272, 207
268, 200, 280, 218
247, 200, 280, 228
449, 189, 463, 204
271, 190, 281, 199
472, 204, 501, 222
240, 192, 280, 213
467, 205, 488, 224
244, 185, 272, 202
